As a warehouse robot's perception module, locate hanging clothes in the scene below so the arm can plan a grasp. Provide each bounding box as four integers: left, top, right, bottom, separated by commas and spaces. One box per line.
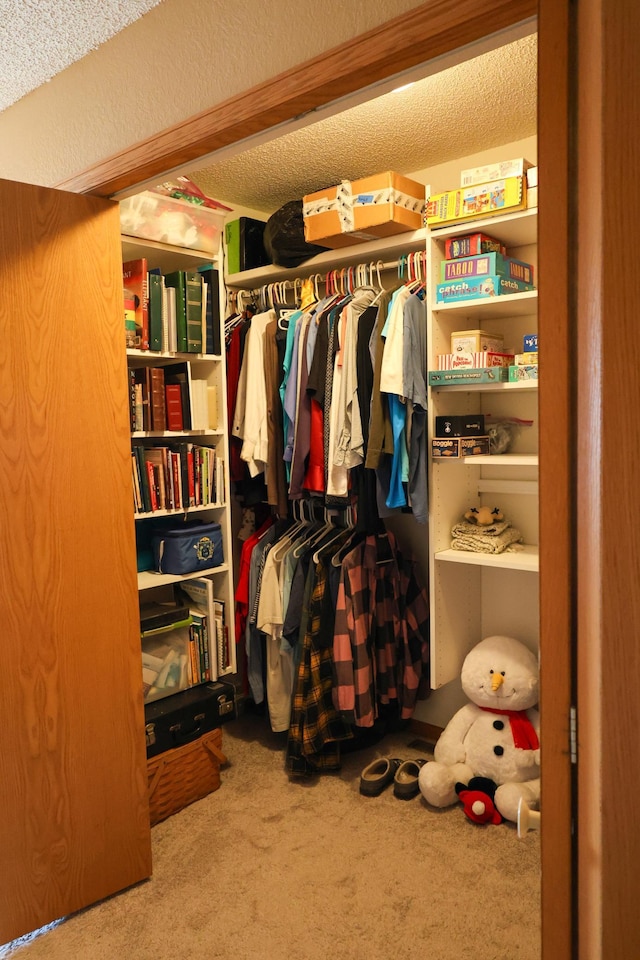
332, 531, 430, 727
232, 308, 276, 477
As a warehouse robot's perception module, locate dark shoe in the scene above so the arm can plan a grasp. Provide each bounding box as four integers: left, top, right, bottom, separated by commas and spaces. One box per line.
359, 757, 402, 796
393, 758, 427, 799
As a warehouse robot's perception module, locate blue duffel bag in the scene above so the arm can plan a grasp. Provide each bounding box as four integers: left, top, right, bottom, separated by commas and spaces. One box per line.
152, 521, 223, 575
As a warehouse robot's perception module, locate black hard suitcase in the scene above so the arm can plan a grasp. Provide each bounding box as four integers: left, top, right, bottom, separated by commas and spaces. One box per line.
144, 680, 236, 758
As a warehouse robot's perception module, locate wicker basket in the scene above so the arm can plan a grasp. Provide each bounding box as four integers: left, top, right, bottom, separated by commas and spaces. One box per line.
147, 727, 227, 825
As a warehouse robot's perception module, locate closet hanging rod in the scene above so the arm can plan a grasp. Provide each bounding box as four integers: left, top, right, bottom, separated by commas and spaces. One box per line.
232, 248, 427, 294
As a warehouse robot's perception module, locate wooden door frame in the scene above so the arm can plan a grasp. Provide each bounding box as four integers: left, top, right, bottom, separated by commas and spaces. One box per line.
56, 3, 576, 958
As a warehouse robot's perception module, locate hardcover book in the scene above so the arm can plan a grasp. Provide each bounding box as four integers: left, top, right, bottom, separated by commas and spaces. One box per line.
122, 258, 149, 350
148, 271, 164, 351
185, 271, 203, 353
164, 271, 188, 352
149, 367, 167, 432
164, 362, 192, 430
197, 264, 221, 355
165, 382, 184, 431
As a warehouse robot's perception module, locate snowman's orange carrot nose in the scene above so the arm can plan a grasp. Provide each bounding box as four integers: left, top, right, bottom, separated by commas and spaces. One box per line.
491, 673, 504, 691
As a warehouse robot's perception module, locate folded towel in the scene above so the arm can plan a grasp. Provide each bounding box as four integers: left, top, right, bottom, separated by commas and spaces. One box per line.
451, 525, 524, 555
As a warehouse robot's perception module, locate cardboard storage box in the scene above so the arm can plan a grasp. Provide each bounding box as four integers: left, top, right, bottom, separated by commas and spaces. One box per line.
120, 191, 226, 254
435, 414, 485, 437
147, 727, 226, 825
303, 171, 426, 248
436, 274, 534, 303
508, 364, 539, 382
460, 158, 533, 188
429, 367, 510, 387
426, 176, 527, 227
437, 351, 514, 370
451, 330, 504, 355
515, 351, 538, 365
432, 436, 491, 458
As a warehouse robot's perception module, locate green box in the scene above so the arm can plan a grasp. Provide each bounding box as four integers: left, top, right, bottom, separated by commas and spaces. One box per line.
428, 367, 510, 387
224, 217, 268, 275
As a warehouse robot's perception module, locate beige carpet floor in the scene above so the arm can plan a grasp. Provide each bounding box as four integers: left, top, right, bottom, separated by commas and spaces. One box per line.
2, 713, 541, 960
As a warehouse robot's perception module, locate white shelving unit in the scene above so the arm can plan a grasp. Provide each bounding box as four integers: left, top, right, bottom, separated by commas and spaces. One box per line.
427, 208, 539, 688
123, 235, 237, 687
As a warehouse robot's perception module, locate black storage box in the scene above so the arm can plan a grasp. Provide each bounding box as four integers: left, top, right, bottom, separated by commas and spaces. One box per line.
225, 217, 270, 274
435, 414, 485, 437
144, 680, 237, 758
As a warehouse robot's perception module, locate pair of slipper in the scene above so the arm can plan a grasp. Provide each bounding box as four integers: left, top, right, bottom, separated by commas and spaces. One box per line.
359, 756, 427, 799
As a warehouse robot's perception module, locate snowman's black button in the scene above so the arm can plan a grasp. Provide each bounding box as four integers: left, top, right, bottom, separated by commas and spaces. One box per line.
493, 745, 504, 756
493, 720, 504, 730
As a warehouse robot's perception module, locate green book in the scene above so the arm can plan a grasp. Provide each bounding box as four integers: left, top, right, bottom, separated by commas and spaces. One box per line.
185, 271, 203, 354
148, 271, 164, 351
164, 271, 188, 353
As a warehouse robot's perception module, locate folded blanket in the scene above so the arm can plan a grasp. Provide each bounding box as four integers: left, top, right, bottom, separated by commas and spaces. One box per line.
451, 518, 512, 538
450, 519, 524, 555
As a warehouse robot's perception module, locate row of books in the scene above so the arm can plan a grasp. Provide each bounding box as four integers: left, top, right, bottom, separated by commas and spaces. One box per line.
129, 361, 218, 433
179, 580, 231, 678
123, 258, 221, 355
132, 441, 226, 515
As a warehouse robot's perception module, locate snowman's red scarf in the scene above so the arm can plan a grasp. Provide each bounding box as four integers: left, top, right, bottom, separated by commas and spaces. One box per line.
480, 708, 540, 750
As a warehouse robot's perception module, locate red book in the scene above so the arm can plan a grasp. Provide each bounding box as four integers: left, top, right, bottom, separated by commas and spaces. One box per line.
186, 445, 195, 507
165, 383, 184, 431
171, 452, 181, 509
122, 259, 149, 350
145, 460, 158, 511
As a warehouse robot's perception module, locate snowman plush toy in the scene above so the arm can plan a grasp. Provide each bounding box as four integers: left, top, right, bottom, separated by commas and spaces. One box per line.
418, 634, 540, 825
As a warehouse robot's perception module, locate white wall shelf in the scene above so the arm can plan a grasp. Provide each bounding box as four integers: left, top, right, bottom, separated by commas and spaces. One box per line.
225, 228, 426, 286
427, 206, 540, 687
476, 479, 538, 495
429, 208, 537, 249
122, 236, 219, 273
465, 454, 539, 466
432, 289, 537, 320
138, 563, 230, 591
430, 379, 538, 394
435, 545, 539, 572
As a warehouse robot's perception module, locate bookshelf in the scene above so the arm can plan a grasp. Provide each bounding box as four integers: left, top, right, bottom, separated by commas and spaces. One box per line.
122, 234, 237, 704
427, 208, 539, 688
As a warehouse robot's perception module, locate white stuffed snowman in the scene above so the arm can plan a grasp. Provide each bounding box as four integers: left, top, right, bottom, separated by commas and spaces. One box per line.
418, 635, 540, 824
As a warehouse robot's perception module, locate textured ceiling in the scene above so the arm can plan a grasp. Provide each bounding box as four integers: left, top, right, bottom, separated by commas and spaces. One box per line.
190, 34, 537, 215
0, 0, 163, 113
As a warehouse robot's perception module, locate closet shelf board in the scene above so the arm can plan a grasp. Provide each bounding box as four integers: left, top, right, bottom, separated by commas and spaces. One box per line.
476, 479, 539, 495
138, 563, 230, 591
431, 289, 538, 319
135, 503, 226, 519
132, 429, 223, 439
127, 350, 222, 363
435, 544, 539, 572
464, 454, 539, 466
430, 380, 538, 394
429, 208, 538, 248
225, 229, 426, 286
121, 235, 220, 272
